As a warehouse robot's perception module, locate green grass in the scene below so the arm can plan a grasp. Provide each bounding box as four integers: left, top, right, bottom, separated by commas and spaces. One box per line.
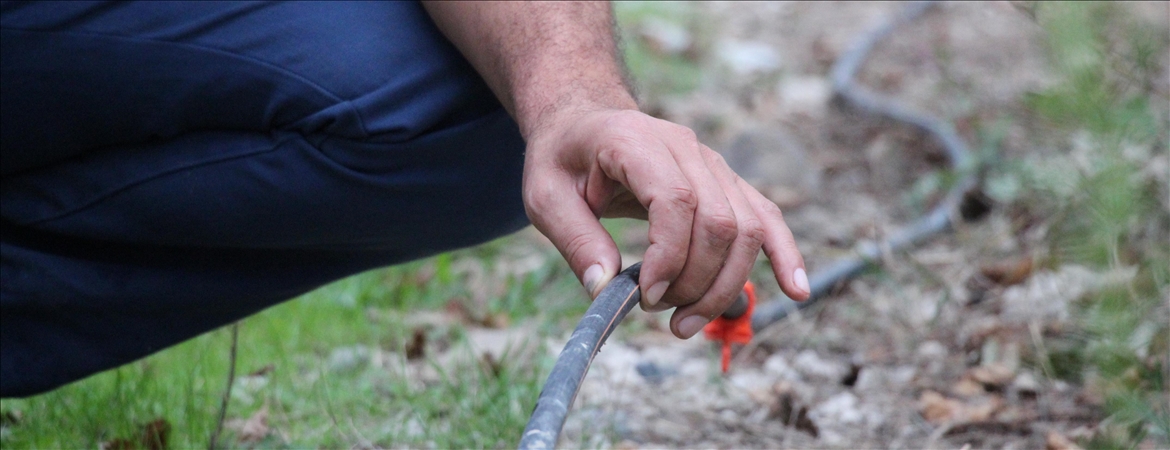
613, 2, 706, 99
0, 233, 586, 449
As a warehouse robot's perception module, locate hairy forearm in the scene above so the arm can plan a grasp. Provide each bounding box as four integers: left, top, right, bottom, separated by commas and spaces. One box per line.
421, 1, 636, 140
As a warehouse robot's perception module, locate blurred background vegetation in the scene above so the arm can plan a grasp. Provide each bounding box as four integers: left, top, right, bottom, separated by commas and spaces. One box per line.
1019, 3, 1168, 447
1, 2, 1166, 448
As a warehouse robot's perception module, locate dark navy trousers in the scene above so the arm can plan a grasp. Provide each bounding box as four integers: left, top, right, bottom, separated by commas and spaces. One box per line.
0, 1, 530, 397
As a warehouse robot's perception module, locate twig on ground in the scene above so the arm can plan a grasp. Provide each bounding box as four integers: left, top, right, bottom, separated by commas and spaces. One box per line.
210, 322, 241, 450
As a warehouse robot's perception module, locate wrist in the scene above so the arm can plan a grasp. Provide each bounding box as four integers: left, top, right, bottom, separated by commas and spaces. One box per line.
515, 85, 638, 144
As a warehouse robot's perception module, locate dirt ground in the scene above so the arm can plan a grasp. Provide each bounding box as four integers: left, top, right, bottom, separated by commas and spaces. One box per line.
536, 2, 1166, 449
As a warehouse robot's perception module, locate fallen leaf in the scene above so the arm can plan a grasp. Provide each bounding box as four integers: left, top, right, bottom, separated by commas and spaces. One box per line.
98, 418, 171, 450
1011, 372, 1040, 399
443, 298, 509, 328
959, 189, 994, 221
841, 363, 862, 387
139, 419, 170, 450
480, 311, 510, 329
969, 363, 1015, 388
247, 364, 274, 378
768, 382, 819, 437
919, 390, 962, 424
405, 328, 427, 360
238, 406, 269, 444
1, 409, 21, 426
443, 298, 475, 324
480, 352, 503, 378
1046, 430, 1085, 450
980, 256, 1034, 286
993, 404, 1028, 423
964, 396, 1003, 422
952, 377, 984, 397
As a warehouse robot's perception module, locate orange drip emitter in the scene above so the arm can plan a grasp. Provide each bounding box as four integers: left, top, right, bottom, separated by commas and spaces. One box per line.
702, 281, 756, 373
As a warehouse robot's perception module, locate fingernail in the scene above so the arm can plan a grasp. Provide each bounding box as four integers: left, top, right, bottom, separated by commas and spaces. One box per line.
794, 267, 810, 295
645, 281, 669, 307
583, 264, 604, 298
678, 316, 709, 339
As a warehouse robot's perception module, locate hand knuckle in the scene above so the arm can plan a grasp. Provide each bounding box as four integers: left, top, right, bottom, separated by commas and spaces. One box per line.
602, 110, 636, 129
758, 199, 784, 220
740, 217, 766, 248
674, 126, 699, 146
601, 127, 638, 149
522, 184, 553, 213
596, 141, 622, 167
703, 148, 728, 166
664, 186, 698, 211
702, 210, 739, 246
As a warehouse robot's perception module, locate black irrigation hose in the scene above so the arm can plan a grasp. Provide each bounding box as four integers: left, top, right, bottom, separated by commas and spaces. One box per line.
519, 263, 642, 450
521, 2, 982, 447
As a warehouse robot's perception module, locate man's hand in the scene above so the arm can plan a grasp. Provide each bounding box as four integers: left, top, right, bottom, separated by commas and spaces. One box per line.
423, 1, 809, 339
524, 108, 811, 338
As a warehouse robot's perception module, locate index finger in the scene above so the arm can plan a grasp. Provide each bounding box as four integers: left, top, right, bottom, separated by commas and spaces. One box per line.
736, 177, 810, 301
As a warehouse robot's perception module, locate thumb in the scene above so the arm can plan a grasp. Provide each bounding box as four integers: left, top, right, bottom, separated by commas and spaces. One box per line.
526, 182, 622, 299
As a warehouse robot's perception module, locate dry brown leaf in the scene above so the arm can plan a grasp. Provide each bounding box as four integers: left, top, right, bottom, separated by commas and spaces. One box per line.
480, 352, 503, 378
919, 390, 962, 424
139, 419, 170, 450
969, 363, 1015, 388
980, 257, 1034, 286
1012, 372, 1040, 399
993, 404, 1028, 423
247, 364, 274, 378
443, 298, 475, 324
480, 312, 510, 329
1, 409, 21, 426
98, 418, 171, 450
768, 381, 819, 437
1066, 426, 1097, 443
952, 377, 984, 397
405, 328, 427, 360
1046, 430, 1085, 450
964, 396, 1004, 422
238, 406, 269, 444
